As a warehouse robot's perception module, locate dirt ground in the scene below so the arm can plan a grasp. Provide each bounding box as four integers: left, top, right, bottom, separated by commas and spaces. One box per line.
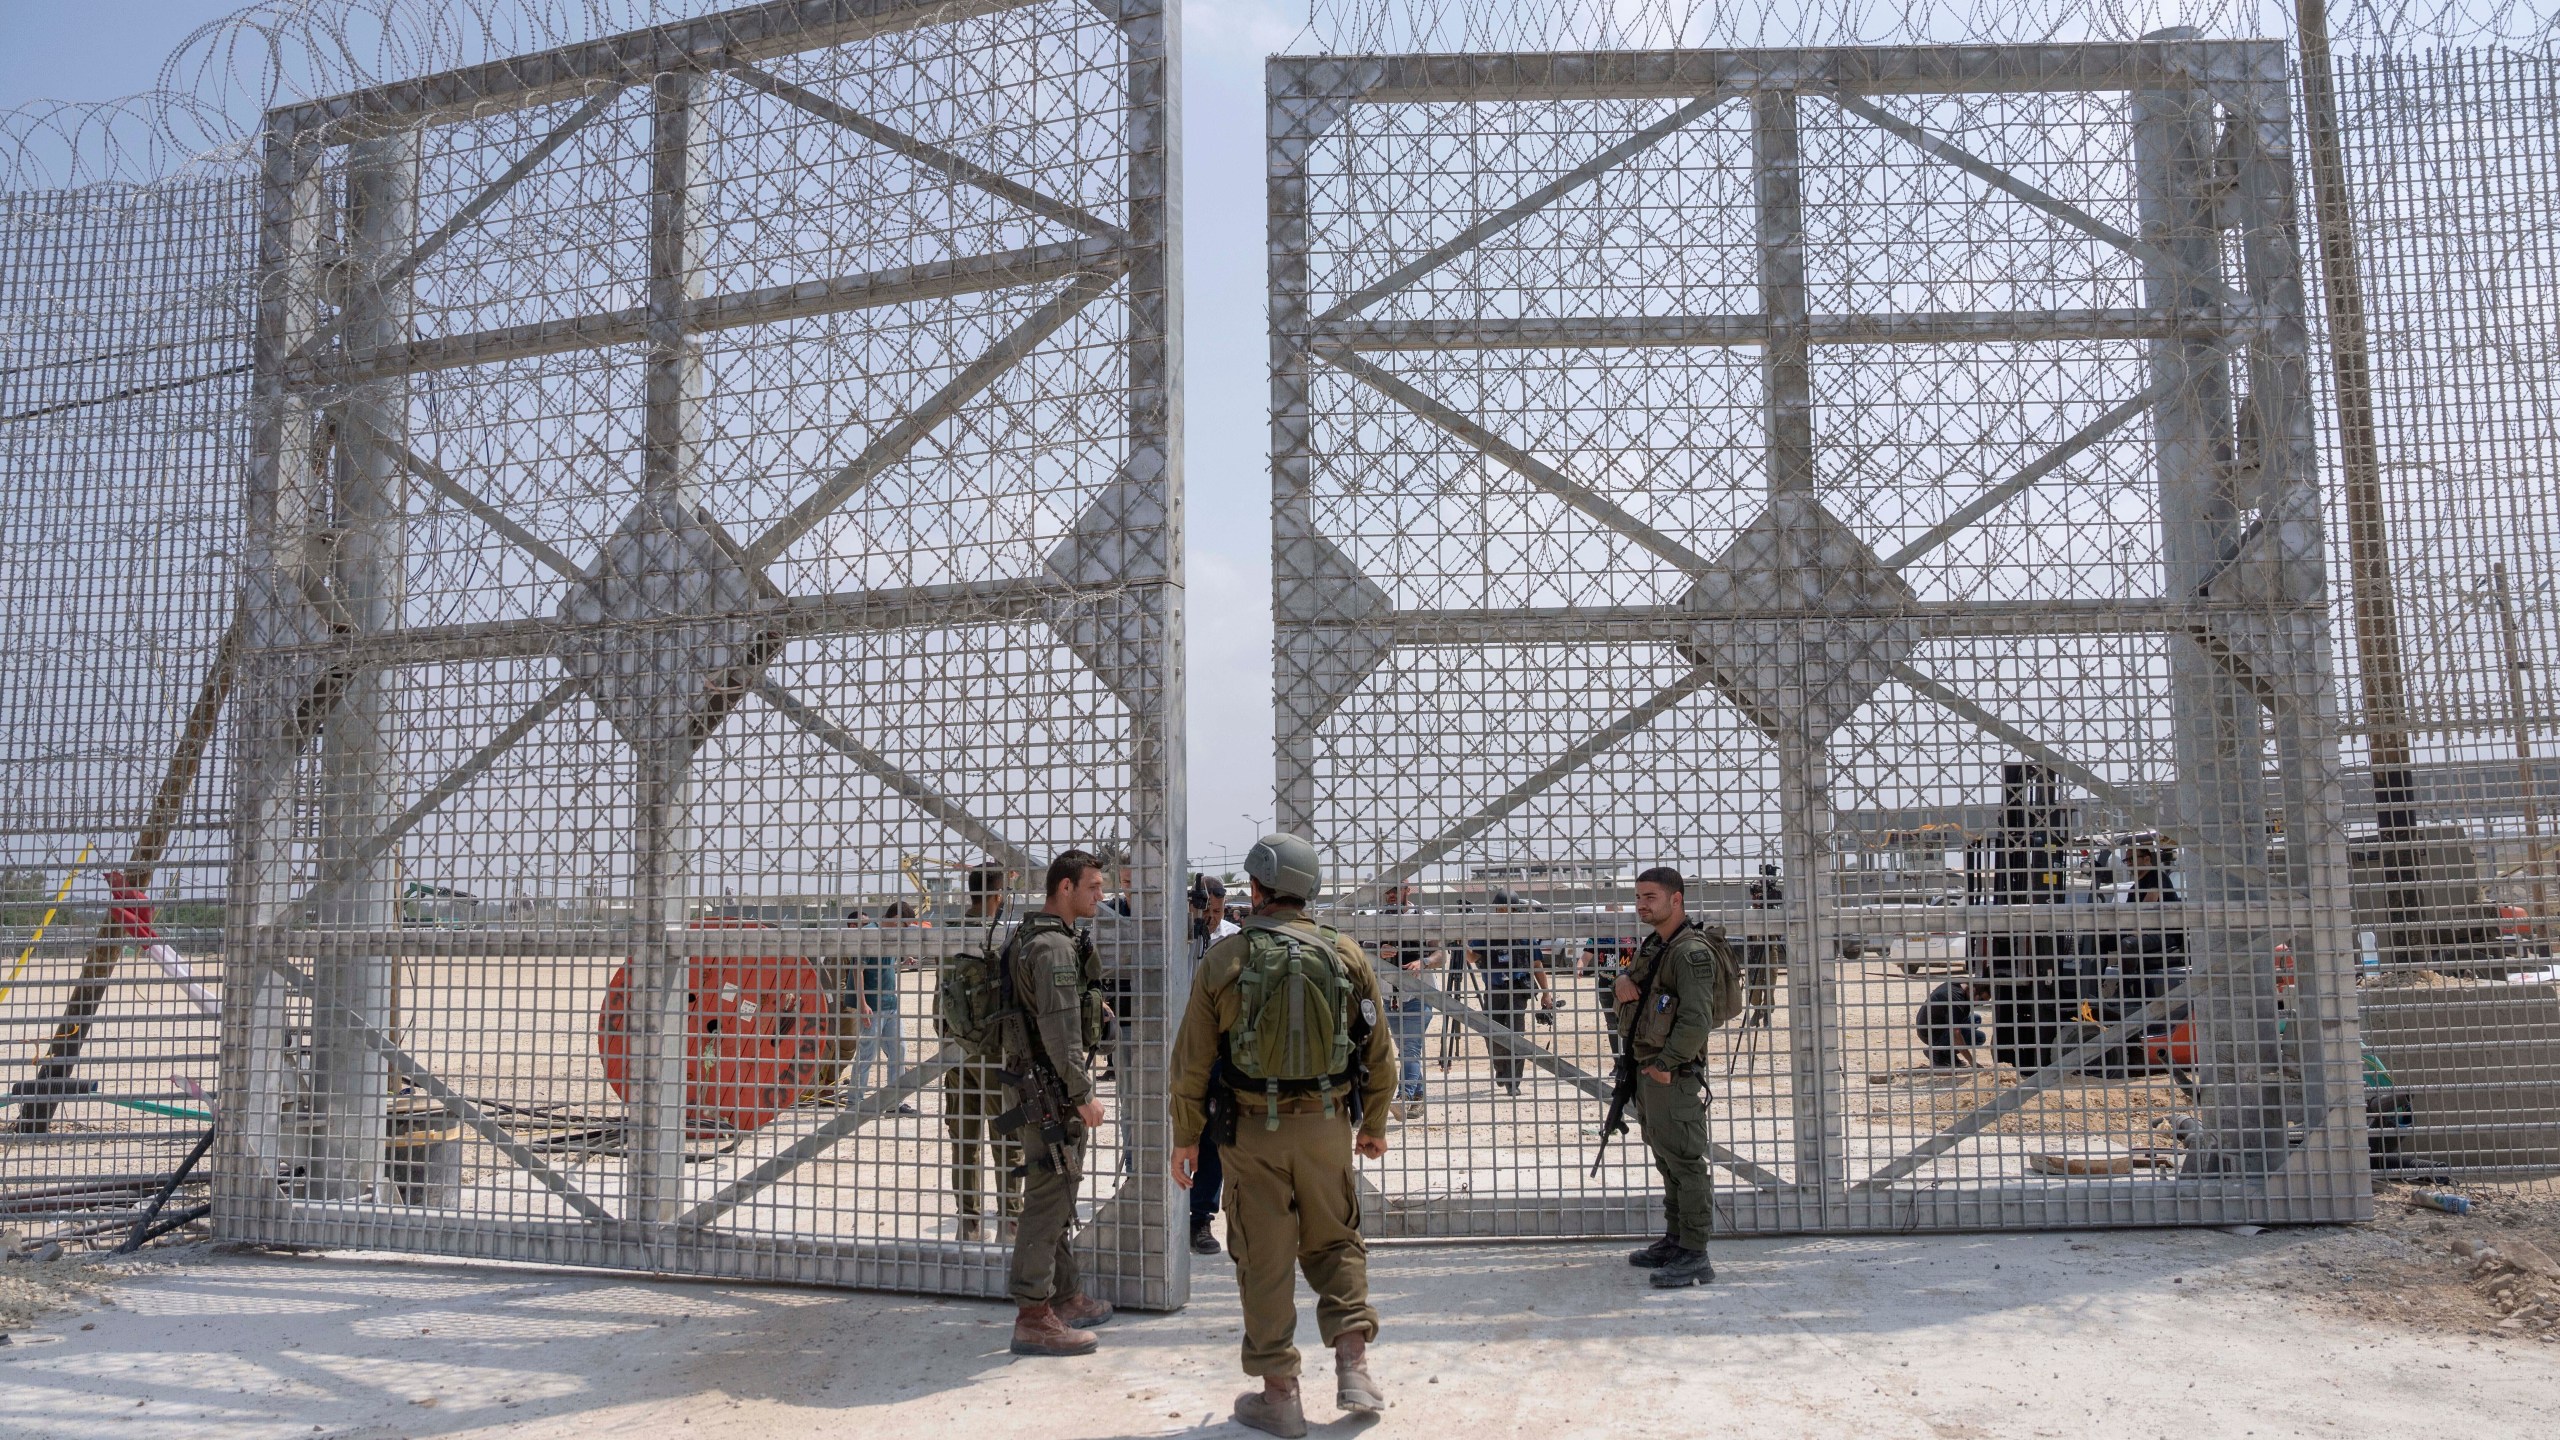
2206, 1180, 2560, 1342
6, 1195, 2558, 1440
0, 1252, 108, 1333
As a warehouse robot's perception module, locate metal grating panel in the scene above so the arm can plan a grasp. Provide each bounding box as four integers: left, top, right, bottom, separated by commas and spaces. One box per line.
1269, 40, 2371, 1236
209, 0, 1189, 1305
0, 176, 253, 1225
2323, 46, 2560, 1186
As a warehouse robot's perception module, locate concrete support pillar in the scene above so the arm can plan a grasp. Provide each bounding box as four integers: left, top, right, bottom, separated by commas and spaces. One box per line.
310, 127, 416, 1200
627, 70, 707, 1236
2133, 44, 2284, 1176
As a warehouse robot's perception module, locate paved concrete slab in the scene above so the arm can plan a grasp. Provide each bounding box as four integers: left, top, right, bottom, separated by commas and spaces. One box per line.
0, 1227, 2549, 1439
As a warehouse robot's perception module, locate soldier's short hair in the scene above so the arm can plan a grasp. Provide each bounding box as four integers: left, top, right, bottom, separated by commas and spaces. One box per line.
1046, 849, 1103, 898
1635, 866, 1686, 895
965, 864, 1004, 900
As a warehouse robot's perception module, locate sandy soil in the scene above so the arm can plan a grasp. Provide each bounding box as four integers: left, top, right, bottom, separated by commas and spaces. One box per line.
2201, 1180, 2560, 1343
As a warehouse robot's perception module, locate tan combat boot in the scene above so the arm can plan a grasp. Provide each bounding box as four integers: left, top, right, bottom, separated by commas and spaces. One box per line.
1233, 1379, 1309, 1438
1054, 1291, 1115, 1329
1334, 1332, 1384, 1414
1008, 1302, 1098, 1357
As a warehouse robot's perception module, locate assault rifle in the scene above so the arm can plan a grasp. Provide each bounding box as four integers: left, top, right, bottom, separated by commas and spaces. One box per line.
1589, 939, 1670, 1176
995, 1054, 1075, 1178
989, 931, 1077, 1178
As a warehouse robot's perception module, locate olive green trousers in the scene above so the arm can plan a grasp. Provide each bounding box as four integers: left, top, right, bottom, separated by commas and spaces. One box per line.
1006, 1120, 1085, 1305
1639, 1069, 1713, 1250
1221, 1107, 1380, 1378
945, 1061, 1021, 1222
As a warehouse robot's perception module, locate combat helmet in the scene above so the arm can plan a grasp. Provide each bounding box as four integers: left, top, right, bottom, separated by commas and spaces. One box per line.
1243, 832, 1323, 903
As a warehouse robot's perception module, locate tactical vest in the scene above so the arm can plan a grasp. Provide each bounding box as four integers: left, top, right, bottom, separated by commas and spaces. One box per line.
935, 913, 1104, 1065
1219, 916, 1363, 1128
1620, 921, 1745, 1051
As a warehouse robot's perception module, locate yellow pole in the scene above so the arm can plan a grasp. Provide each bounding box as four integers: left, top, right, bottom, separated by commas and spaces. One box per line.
1, 845, 93, 1009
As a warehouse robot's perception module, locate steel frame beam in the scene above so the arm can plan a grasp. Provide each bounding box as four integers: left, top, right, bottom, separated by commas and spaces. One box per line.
272, 0, 1053, 136
289, 239, 1121, 390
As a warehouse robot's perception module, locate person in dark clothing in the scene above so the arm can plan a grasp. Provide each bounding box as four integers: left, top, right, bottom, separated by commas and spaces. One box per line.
1916, 980, 1986, 1068
1480, 894, 1539, 1095
1186, 875, 1239, 1254
1740, 863, 1782, 1027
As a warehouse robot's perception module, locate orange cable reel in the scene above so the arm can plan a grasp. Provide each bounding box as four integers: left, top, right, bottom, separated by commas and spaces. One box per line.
596, 919, 833, 1137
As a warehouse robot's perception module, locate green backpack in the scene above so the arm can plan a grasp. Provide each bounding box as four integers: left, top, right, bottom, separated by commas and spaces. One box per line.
1695, 924, 1745, 1031
1228, 916, 1356, 1124
937, 917, 1022, 1060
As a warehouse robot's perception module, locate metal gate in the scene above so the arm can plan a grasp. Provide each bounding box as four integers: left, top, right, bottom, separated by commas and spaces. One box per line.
218, 0, 1189, 1304
1270, 38, 2367, 1234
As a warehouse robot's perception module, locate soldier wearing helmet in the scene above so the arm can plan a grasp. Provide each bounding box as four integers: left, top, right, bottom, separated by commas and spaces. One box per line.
1168, 833, 1397, 1438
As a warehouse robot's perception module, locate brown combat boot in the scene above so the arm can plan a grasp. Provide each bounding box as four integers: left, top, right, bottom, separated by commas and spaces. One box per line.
1054, 1291, 1115, 1329
1008, 1302, 1098, 1357
1334, 1332, 1384, 1414
1233, 1379, 1309, 1438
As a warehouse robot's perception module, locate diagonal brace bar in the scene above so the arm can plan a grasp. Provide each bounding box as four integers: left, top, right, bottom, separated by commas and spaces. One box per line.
1319, 91, 1730, 323
291, 83, 630, 367
1889, 660, 2147, 818
1364, 667, 1716, 897
1830, 90, 2250, 313
291, 678, 584, 920
752, 678, 1037, 873
677, 1042, 965, 1229
1398, 977, 1784, 1188
1320, 346, 1713, 576
1881, 330, 2247, 572
259, 955, 614, 1221
746, 266, 1123, 567
1851, 993, 2173, 1190
352, 417, 586, 581
717, 59, 1123, 242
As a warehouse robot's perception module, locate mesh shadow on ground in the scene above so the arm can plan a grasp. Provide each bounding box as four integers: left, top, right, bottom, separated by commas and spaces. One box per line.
10, 1224, 2553, 1440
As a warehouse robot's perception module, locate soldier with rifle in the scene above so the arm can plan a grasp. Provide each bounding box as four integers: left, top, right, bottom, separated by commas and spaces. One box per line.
1001, 850, 1118, 1356
1596, 866, 1741, 1289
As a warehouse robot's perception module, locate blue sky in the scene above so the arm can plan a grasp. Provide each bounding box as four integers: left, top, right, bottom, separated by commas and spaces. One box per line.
0, 0, 1302, 866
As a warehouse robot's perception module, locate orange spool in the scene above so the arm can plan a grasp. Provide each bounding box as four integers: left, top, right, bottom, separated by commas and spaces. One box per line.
596, 922, 833, 1137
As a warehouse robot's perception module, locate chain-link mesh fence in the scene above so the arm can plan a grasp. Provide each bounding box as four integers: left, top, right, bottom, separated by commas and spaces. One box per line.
2328, 44, 2560, 1183
1, 175, 252, 1243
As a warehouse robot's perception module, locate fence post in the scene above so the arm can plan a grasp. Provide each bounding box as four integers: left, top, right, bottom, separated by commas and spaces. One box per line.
308, 126, 416, 1201
2296, 0, 2419, 841
2133, 32, 2285, 1177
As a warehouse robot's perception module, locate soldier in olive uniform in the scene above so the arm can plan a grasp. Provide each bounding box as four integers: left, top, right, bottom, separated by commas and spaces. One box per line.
1170, 834, 1396, 1439
1614, 866, 1719, 1288
1005, 850, 1117, 1356
945, 866, 1020, 1240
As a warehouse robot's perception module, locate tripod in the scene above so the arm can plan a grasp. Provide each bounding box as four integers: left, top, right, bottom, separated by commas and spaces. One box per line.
1436, 953, 1479, 1071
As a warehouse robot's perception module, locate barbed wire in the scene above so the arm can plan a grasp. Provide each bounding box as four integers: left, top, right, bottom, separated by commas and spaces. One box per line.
2, 1, 717, 191
8, 0, 2558, 191
1299, 0, 2560, 54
